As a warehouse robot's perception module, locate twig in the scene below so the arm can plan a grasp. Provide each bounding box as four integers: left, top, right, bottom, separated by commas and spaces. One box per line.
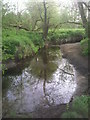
59, 68, 74, 76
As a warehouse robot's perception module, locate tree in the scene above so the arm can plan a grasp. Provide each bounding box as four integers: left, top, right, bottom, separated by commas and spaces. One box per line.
26, 0, 59, 45
43, 0, 48, 40
78, 2, 87, 29
77, 1, 90, 38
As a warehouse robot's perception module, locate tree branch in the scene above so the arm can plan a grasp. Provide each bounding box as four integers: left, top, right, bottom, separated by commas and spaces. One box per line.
82, 2, 90, 11
50, 21, 82, 33
59, 68, 74, 76
9, 24, 30, 31
37, 2, 43, 22
32, 19, 41, 31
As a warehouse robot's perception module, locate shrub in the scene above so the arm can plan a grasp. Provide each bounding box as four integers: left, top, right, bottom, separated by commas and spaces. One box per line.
48, 29, 85, 43
61, 95, 89, 118
80, 38, 90, 55
2, 28, 43, 61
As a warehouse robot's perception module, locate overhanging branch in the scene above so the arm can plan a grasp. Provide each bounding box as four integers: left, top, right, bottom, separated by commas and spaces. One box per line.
50, 21, 82, 33
82, 2, 90, 12
9, 24, 30, 31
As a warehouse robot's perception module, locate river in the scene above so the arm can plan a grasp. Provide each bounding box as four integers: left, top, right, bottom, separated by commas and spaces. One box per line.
2, 47, 82, 118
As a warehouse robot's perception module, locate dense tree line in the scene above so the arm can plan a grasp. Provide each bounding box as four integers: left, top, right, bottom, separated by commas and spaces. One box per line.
3, 0, 87, 36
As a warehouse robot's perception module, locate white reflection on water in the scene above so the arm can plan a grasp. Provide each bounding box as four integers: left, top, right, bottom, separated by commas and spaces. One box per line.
3, 48, 77, 115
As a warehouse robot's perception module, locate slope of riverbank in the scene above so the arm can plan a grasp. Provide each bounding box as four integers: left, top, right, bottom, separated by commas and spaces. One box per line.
60, 42, 89, 96
2, 28, 85, 70
60, 43, 88, 76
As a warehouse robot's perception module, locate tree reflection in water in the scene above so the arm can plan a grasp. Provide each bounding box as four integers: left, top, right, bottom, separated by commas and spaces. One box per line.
2, 47, 76, 116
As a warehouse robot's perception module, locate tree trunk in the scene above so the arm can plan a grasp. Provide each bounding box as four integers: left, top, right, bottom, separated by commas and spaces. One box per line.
78, 2, 87, 29
88, 2, 90, 38
43, 0, 48, 41
43, 24, 48, 40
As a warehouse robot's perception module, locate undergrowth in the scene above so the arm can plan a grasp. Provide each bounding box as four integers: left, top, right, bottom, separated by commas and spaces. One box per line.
2, 28, 85, 62
48, 29, 85, 43
61, 95, 89, 118
80, 38, 90, 56
2, 28, 44, 61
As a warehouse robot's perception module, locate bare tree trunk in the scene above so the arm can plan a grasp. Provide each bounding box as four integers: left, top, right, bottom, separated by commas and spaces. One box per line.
43, 0, 48, 41
78, 2, 87, 29
88, 1, 90, 38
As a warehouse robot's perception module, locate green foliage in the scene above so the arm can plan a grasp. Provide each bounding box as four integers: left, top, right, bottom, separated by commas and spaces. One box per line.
61, 111, 80, 118
48, 29, 85, 42
72, 95, 88, 117
61, 95, 89, 118
3, 28, 85, 62
2, 28, 43, 61
28, 32, 44, 47
80, 38, 90, 55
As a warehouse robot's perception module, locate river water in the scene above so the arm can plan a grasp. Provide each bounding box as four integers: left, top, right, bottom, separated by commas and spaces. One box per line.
2, 47, 77, 117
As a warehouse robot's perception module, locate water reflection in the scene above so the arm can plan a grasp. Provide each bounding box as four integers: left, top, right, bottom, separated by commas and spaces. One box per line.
2, 47, 77, 117
29, 48, 58, 79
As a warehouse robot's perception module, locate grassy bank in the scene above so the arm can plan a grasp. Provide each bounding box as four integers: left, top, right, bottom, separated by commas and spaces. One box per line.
80, 38, 90, 56
61, 95, 89, 118
2, 28, 86, 62
2, 28, 44, 61
48, 29, 85, 44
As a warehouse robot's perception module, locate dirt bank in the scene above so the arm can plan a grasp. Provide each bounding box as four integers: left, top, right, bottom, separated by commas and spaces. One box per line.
60, 42, 89, 96
60, 43, 88, 76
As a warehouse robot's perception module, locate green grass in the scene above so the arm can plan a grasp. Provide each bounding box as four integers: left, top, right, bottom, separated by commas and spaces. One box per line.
2, 28, 86, 62
48, 29, 85, 42
61, 95, 89, 118
2, 28, 43, 61
80, 38, 90, 56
